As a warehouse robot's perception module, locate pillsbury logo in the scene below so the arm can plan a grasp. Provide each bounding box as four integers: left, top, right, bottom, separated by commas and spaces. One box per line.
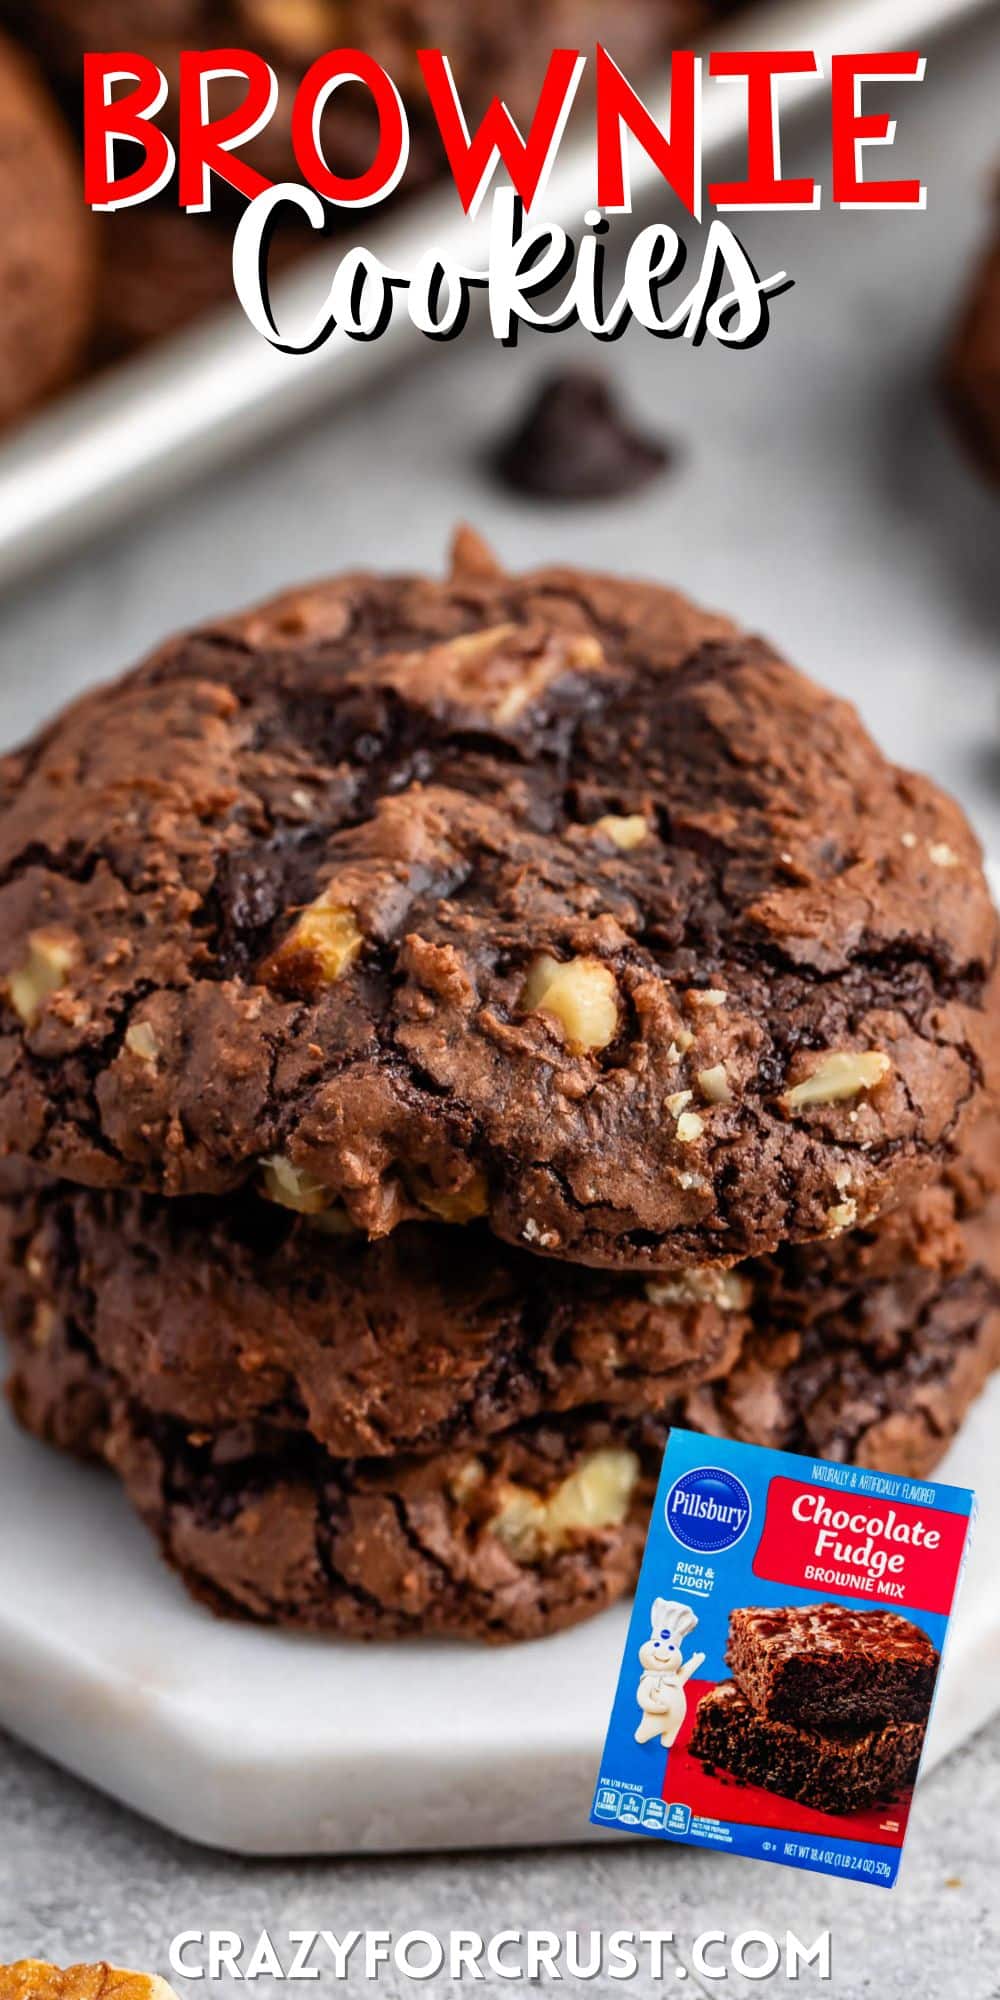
665, 1466, 752, 1553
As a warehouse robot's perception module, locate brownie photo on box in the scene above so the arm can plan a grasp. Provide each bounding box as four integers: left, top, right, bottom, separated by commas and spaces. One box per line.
689, 1602, 938, 1812
725, 1604, 940, 1738
688, 1680, 925, 1816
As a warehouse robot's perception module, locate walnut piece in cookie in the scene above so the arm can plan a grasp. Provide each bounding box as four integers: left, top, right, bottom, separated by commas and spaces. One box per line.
521, 952, 620, 1054
593, 813, 649, 850
407, 1170, 489, 1224
780, 1049, 892, 1112
490, 1447, 639, 1561
3, 929, 77, 1025
260, 1155, 334, 1214
260, 898, 363, 993
123, 1020, 159, 1063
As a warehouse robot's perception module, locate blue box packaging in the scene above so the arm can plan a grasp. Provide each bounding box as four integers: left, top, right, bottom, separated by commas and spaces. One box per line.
591, 1430, 974, 1885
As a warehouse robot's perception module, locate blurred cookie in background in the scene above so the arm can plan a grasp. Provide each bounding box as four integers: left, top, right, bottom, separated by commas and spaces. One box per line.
0, 31, 94, 429
5, 0, 708, 150
946, 195, 1000, 484
1, 0, 709, 359
92, 202, 311, 360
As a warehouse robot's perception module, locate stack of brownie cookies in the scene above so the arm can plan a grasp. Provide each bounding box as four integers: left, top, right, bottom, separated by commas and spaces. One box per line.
0, 532, 997, 1642
690, 1604, 939, 1812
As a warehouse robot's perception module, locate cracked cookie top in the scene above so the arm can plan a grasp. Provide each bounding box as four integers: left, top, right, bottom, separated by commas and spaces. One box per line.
0, 531, 996, 1269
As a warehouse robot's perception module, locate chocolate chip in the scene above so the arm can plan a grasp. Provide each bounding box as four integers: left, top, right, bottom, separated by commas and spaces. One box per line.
493, 369, 670, 501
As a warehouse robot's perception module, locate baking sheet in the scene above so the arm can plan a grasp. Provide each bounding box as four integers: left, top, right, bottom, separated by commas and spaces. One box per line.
0, 0, 989, 590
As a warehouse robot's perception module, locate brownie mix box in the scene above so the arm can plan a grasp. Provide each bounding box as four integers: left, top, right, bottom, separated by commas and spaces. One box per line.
592, 1430, 975, 1886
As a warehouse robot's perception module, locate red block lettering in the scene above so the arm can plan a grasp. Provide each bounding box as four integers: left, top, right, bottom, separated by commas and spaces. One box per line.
595, 47, 701, 219
832, 52, 926, 207
418, 46, 584, 216
83, 52, 175, 210
292, 49, 409, 205
708, 51, 819, 208
177, 51, 276, 208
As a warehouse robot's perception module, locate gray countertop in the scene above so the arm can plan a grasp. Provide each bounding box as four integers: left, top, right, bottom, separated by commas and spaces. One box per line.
1, 1715, 999, 1997
0, 9, 998, 1995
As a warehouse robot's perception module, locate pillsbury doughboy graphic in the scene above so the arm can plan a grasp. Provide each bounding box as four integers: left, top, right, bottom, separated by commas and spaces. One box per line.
634, 1598, 705, 1748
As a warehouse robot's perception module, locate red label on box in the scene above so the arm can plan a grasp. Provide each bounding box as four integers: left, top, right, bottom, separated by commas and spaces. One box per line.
752, 1477, 969, 1615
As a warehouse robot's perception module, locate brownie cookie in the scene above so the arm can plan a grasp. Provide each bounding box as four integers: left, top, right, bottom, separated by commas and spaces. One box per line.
690, 1196, 1000, 1478
92, 203, 310, 362
8, 1191, 999, 1483
2, 1150, 996, 1461
12, 1346, 658, 1640
688, 1680, 923, 1813
1, 537, 996, 1273
946, 213, 1000, 484
0, 1173, 745, 1458
6, 1207, 999, 1639
0, 31, 94, 428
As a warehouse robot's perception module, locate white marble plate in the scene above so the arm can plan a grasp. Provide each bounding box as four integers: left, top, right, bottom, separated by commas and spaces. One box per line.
0, 1372, 997, 1857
